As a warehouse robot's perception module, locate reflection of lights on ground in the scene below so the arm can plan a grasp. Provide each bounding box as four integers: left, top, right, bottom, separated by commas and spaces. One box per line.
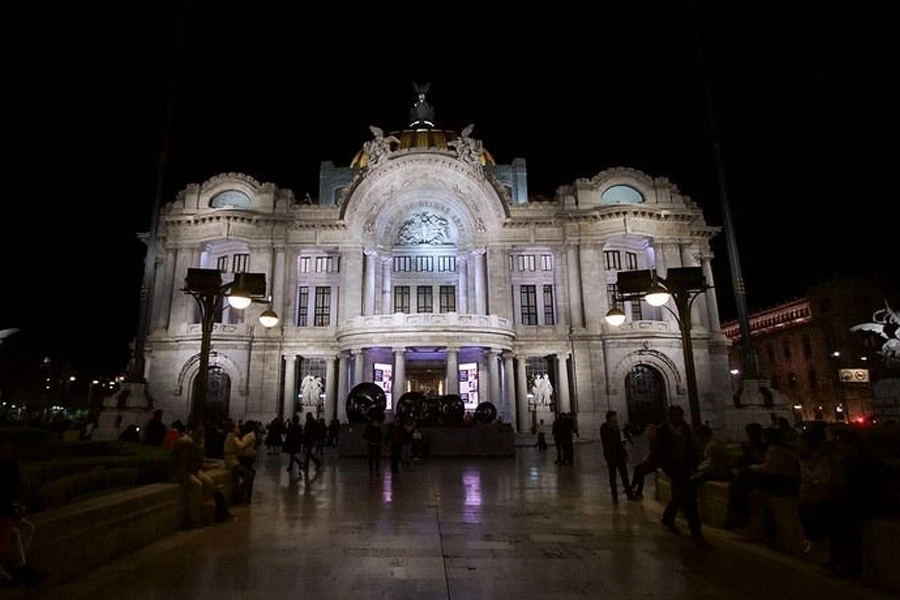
463, 469, 482, 507
382, 471, 393, 504
529, 467, 540, 483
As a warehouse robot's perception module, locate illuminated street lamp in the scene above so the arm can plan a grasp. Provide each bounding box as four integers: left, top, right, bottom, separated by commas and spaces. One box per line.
605, 267, 709, 428
184, 268, 279, 425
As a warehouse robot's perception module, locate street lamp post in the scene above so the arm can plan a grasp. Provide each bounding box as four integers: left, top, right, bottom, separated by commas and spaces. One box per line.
184, 268, 279, 427
605, 267, 709, 429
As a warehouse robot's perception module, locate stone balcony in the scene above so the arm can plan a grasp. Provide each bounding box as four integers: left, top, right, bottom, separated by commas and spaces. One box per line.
336, 312, 517, 350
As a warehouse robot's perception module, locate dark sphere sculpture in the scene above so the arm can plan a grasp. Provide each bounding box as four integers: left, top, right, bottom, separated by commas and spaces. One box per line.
474, 401, 498, 424
438, 395, 465, 425
396, 391, 426, 423
346, 382, 387, 424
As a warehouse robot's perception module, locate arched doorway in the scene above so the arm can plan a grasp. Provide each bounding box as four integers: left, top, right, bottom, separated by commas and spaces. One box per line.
191, 367, 231, 424
625, 364, 666, 428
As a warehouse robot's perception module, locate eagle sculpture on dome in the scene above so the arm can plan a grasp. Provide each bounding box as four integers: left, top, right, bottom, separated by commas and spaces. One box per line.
851, 299, 900, 365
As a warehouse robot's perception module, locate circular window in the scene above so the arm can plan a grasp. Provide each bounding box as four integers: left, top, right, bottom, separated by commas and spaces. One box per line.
209, 190, 252, 209
601, 185, 644, 205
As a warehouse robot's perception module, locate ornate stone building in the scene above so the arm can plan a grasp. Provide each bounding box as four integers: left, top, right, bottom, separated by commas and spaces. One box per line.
141, 93, 732, 433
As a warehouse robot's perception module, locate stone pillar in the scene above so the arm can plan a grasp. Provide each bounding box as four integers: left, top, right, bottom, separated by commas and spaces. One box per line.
151, 250, 175, 331
457, 255, 468, 314
503, 353, 517, 426
579, 245, 604, 332
337, 353, 349, 423
394, 348, 406, 400
680, 243, 704, 329
486, 246, 511, 319
566, 245, 584, 329
364, 250, 377, 316
656, 242, 677, 325
283, 355, 297, 419
446, 347, 459, 395
488, 349, 501, 407
516, 356, 529, 432
325, 356, 336, 420
282, 250, 296, 326
381, 256, 392, 314
473, 249, 487, 315
168, 248, 194, 335
556, 353, 571, 413
353, 348, 365, 386
272, 248, 286, 325
701, 255, 722, 331
340, 247, 364, 320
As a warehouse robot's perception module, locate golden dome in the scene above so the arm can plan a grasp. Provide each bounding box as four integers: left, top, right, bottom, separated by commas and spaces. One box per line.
351, 128, 496, 169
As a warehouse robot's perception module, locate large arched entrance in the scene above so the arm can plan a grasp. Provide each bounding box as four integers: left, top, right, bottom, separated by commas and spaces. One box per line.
625, 364, 666, 428
191, 367, 231, 424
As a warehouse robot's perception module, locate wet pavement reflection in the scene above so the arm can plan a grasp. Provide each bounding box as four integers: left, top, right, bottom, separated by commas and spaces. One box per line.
40, 443, 889, 599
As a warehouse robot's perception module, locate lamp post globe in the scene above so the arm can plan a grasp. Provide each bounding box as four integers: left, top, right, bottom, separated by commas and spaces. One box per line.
604, 307, 627, 327
644, 283, 671, 307
258, 309, 280, 328
227, 293, 252, 310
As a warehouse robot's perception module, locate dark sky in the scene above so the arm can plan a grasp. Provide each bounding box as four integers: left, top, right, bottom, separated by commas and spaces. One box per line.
2, 1, 896, 374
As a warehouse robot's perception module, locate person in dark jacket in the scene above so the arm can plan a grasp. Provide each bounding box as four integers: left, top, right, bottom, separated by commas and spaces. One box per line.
363, 418, 384, 476
302, 413, 322, 473
600, 410, 635, 503
283, 415, 304, 475
143, 409, 167, 446
655, 405, 703, 543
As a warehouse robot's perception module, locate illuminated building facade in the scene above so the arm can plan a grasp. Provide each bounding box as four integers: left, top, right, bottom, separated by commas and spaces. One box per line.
141, 93, 732, 432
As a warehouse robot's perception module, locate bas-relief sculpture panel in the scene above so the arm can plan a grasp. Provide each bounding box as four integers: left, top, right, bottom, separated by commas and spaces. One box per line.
395, 212, 452, 245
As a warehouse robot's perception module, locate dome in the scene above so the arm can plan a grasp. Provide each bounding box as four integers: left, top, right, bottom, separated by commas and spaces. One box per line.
351, 128, 496, 169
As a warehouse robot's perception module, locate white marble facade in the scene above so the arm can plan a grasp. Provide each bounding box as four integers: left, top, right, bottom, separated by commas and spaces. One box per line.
142, 116, 732, 434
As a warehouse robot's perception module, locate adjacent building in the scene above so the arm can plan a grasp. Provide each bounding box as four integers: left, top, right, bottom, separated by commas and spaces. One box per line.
140, 92, 732, 433
723, 276, 898, 422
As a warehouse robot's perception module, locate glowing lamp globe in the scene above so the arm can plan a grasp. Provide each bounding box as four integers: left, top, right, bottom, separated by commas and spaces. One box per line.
227, 293, 252, 310
604, 307, 627, 326
258, 309, 280, 328
644, 283, 671, 307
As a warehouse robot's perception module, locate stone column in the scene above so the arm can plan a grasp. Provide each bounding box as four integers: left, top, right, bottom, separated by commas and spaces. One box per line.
337, 353, 349, 423
364, 250, 377, 316
503, 353, 517, 426
283, 355, 297, 419
151, 250, 175, 331
566, 244, 584, 329
488, 349, 501, 407
473, 249, 487, 315
701, 255, 722, 331
168, 248, 194, 335
272, 248, 286, 325
381, 256, 392, 314
680, 243, 704, 329
394, 348, 406, 400
579, 244, 603, 332
556, 353, 571, 413
353, 348, 365, 386
340, 247, 364, 320
516, 356, 529, 432
282, 250, 296, 326
325, 356, 336, 420
457, 255, 468, 314
446, 347, 459, 395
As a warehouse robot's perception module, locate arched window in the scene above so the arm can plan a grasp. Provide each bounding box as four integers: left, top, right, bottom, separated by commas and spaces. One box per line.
209, 190, 252, 209
601, 185, 644, 205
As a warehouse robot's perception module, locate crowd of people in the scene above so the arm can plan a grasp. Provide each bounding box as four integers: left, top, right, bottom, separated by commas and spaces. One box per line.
597, 405, 900, 575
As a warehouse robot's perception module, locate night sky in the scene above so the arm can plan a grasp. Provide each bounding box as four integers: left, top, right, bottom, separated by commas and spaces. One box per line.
2, 1, 896, 374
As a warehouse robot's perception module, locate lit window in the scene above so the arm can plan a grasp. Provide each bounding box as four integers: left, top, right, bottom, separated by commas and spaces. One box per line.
232, 253, 249, 274
299, 257, 310, 273
541, 255, 553, 271
543, 285, 555, 325
313, 287, 331, 326
626, 252, 638, 271
417, 286, 433, 313
394, 286, 410, 313
520, 285, 538, 325
216, 255, 229, 272
604, 251, 621, 271
438, 256, 457, 272
439, 286, 456, 313
631, 300, 643, 321
297, 286, 309, 327
516, 255, 536, 271
607, 284, 620, 309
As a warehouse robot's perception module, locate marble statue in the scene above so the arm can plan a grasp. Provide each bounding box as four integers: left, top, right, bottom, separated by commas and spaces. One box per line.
531, 373, 553, 406
851, 299, 900, 365
363, 125, 399, 169
300, 374, 323, 407
448, 124, 484, 171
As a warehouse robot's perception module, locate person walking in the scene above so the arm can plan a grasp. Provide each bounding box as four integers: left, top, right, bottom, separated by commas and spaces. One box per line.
302, 413, 322, 474
536, 420, 548, 450
630, 423, 659, 499
363, 417, 383, 476
656, 405, 704, 544
283, 415, 304, 475
600, 411, 635, 503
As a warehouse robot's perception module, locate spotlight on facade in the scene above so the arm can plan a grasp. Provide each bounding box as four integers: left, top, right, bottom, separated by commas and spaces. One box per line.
730, 368, 740, 375
604, 307, 627, 326
793, 404, 802, 411
831, 351, 840, 357
258, 309, 280, 328
645, 282, 671, 307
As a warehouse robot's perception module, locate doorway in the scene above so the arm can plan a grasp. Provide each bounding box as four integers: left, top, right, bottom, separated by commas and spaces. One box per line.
625, 364, 666, 428
192, 366, 231, 424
